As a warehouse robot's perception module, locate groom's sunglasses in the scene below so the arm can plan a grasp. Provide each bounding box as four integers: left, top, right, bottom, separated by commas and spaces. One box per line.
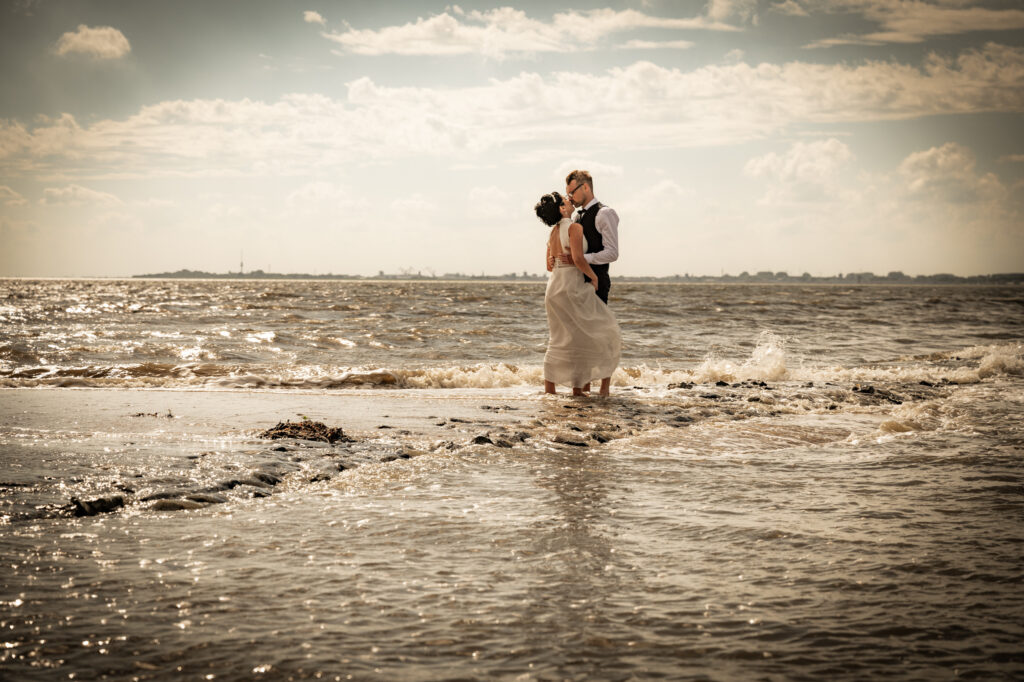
567, 184, 585, 197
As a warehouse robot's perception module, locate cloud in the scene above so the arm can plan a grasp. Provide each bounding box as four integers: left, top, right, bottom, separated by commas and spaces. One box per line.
41, 184, 122, 206
616, 39, 695, 50
0, 185, 27, 206
322, 7, 738, 58
746, 138, 853, 182
705, 0, 759, 24
771, 1, 809, 17
899, 142, 1006, 204
745, 138, 855, 203
303, 11, 325, 25
801, 1, 1024, 47
2, 44, 1022, 180
55, 25, 130, 59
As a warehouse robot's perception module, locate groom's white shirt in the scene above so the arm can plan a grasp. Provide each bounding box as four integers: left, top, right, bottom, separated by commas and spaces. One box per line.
579, 198, 619, 266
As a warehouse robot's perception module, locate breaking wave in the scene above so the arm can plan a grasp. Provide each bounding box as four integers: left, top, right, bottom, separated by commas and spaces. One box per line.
2, 337, 1021, 391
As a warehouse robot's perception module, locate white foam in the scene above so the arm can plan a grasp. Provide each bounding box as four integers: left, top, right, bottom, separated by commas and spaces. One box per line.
397, 363, 543, 389
693, 331, 789, 383
879, 400, 961, 435
977, 344, 1024, 379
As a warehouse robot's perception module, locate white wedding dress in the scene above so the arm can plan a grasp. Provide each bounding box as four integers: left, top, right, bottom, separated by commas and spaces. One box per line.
544, 218, 621, 388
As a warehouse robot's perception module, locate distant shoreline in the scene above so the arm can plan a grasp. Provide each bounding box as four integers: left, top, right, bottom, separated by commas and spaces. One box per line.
126, 269, 1024, 285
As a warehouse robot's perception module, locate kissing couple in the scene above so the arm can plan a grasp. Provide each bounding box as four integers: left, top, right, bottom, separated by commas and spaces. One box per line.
534, 170, 621, 397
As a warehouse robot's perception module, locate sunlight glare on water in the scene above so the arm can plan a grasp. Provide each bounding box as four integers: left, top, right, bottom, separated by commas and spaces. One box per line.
1, 279, 1022, 680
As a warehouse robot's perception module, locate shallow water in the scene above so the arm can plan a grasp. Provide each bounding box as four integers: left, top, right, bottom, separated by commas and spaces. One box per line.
1, 279, 1023, 680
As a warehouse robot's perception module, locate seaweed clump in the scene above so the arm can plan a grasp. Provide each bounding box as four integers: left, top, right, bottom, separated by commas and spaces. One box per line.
259, 420, 352, 444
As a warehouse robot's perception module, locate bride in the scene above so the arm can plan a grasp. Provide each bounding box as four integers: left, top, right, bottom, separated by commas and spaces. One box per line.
534, 192, 621, 396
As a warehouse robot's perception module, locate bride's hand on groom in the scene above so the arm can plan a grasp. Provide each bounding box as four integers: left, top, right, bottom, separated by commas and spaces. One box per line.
590, 278, 599, 291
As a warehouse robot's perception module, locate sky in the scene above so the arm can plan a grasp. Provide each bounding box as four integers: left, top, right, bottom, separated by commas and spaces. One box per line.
1, 0, 1023, 278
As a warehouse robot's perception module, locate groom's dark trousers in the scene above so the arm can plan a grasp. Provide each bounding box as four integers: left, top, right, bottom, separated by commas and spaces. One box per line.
580, 202, 611, 304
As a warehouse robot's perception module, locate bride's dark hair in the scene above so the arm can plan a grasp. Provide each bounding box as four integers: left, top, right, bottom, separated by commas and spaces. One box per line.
534, 192, 564, 227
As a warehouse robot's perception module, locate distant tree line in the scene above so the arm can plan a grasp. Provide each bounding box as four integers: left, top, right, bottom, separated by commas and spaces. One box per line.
133, 268, 1024, 285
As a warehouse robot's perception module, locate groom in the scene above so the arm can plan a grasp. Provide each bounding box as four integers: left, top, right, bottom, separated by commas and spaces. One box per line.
562, 170, 619, 304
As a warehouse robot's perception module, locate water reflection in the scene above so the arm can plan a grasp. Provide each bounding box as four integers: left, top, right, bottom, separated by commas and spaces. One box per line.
522, 443, 629, 671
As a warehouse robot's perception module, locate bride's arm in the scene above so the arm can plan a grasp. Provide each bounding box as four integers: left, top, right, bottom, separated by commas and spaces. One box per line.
568, 223, 599, 289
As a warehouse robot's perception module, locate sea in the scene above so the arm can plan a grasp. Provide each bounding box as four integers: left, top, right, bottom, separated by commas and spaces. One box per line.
1, 278, 1022, 680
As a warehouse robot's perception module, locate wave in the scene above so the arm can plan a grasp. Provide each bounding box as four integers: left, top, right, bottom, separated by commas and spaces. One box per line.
2, 338, 1021, 391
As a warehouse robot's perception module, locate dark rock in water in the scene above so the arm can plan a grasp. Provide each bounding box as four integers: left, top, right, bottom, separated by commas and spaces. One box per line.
309, 473, 332, 483
71, 495, 125, 517
853, 384, 903, 404
748, 396, 761, 402
378, 425, 393, 429
259, 420, 352, 444
874, 389, 903, 404
511, 431, 530, 442
668, 382, 694, 390
700, 393, 721, 400
715, 380, 729, 387
381, 452, 413, 462
472, 435, 494, 445
186, 493, 228, 504
591, 433, 610, 443
252, 472, 283, 486
553, 436, 588, 447
449, 417, 472, 423
492, 439, 513, 448
150, 499, 207, 511
919, 380, 934, 387
140, 490, 182, 502
271, 445, 288, 452
568, 425, 583, 432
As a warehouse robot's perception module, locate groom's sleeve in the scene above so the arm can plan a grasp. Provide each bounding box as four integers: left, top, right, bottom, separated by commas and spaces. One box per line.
584, 208, 619, 265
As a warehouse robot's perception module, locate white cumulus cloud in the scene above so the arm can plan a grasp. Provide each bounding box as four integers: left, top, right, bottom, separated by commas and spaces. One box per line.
41, 184, 123, 206
323, 7, 738, 58
55, 25, 130, 59
745, 138, 854, 183
617, 39, 695, 50
303, 11, 325, 25
899, 142, 1007, 204
802, 0, 1024, 47
706, 0, 759, 24
2, 45, 1022, 180
745, 138, 855, 204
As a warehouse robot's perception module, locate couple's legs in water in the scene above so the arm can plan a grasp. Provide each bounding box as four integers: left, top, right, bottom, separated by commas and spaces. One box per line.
544, 378, 611, 396
585, 378, 612, 396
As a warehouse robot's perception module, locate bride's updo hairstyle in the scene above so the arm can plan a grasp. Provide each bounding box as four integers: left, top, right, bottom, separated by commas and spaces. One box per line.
534, 192, 564, 227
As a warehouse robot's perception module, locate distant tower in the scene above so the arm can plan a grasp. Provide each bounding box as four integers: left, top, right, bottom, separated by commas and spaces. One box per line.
240, 250, 244, 275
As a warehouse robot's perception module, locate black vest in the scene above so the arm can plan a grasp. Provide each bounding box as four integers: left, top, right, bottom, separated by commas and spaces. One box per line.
578, 202, 610, 297
579, 202, 604, 255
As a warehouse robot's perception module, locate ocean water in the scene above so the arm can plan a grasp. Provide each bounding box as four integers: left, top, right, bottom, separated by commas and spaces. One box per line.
1, 278, 1023, 680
